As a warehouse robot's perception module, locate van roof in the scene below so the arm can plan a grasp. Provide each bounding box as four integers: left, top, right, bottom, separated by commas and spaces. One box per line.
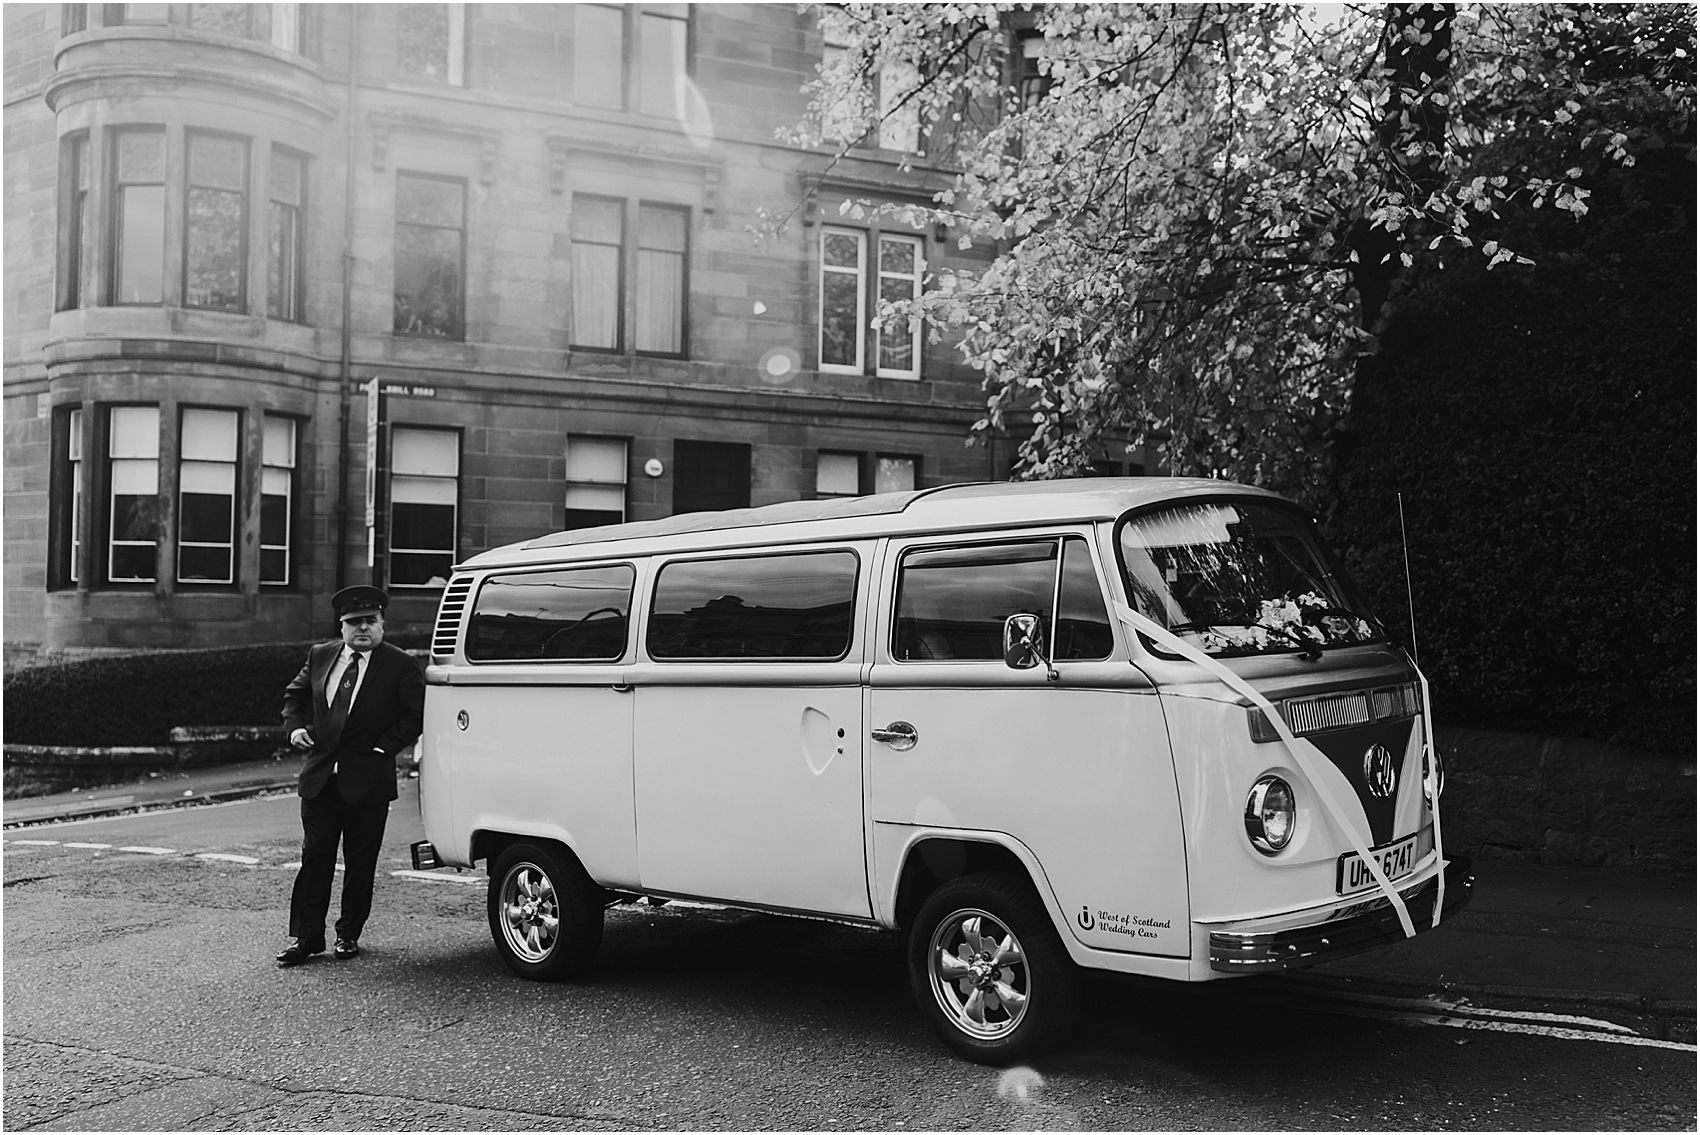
458, 477, 1290, 570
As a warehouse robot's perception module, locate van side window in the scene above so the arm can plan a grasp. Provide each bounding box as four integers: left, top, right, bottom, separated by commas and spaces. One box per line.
648, 551, 859, 660
1056, 536, 1115, 660
894, 541, 1056, 661
465, 564, 635, 662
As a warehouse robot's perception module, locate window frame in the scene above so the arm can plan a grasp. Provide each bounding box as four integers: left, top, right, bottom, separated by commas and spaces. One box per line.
635, 200, 689, 358
814, 449, 865, 499
873, 232, 923, 379
889, 533, 1113, 665
573, 4, 692, 115
569, 192, 626, 352
61, 132, 92, 311
646, 548, 862, 662
464, 561, 638, 663
872, 452, 920, 494
260, 413, 298, 586
267, 146, 306, 322
109, 128, 167, 307
183, 130, 250, 313
819, 222, 926, 380
396, 2, 467, 86
392, 170, 467, 341
104, 403, 162, 585
818, 225, 867, 374
387, 424, 461, 590
176, 406, 242, 586
564, 434, 630, 530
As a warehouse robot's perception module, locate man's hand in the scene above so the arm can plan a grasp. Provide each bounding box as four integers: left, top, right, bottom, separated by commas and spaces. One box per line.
290, 728, 314, 751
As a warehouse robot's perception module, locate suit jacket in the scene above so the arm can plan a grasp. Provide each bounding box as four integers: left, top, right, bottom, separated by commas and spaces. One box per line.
282, 639, 425, 804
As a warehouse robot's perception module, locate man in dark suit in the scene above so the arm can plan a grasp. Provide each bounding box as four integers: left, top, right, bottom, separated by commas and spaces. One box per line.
276, 585, 425, 967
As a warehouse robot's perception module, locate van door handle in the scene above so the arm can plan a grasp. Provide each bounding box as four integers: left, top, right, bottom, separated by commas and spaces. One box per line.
871, 721, 918, 751
611, 681, 632, 693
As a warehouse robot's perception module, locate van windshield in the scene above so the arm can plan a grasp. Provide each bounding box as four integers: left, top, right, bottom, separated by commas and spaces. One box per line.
1115, 501, 1383, 657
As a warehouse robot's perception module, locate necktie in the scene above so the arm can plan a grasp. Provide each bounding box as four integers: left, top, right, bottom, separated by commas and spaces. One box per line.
323, 652, 361, 749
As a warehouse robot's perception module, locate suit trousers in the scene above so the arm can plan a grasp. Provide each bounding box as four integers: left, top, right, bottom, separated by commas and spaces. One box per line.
287, 773, 391, 944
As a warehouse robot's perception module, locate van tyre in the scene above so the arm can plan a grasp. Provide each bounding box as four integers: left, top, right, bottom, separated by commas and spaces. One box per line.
909, 872, 1080, 1064
487, 842, 603, 980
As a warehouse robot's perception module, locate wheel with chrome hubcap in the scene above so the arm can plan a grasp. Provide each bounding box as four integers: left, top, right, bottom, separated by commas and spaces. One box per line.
487, 841, 603, 980
909, 872, 1079, 1063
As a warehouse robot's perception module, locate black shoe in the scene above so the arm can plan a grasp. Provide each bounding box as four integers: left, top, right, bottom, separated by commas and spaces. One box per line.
333, 938, 360, 960
276, 940, 325, 967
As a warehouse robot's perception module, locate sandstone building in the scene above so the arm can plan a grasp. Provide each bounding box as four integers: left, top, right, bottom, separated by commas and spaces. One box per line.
3, 4, 1153, 661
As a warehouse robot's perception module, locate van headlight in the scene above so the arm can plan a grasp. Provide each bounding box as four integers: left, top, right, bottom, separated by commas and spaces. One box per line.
1244, 775, 1296, 855
1423, 748, 1445, 802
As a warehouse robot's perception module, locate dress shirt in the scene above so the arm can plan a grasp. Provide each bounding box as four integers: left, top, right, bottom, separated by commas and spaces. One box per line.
325, 646, 372, 710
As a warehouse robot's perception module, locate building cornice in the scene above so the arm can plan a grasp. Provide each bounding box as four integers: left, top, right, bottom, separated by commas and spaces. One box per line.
368, 109, 501, 185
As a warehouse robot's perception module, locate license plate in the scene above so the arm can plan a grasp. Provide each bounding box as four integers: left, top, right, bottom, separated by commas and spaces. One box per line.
1336, 832, 1420, 895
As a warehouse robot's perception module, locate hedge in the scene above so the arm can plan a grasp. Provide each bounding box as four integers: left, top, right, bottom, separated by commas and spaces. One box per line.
3, 631, 429, 748
1326, 195, 1694, 754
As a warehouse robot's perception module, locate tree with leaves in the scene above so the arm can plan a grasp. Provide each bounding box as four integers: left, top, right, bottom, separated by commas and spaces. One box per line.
785, 3, 1694, 503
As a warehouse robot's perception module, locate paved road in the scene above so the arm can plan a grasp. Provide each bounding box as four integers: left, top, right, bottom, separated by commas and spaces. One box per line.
4, 792, 1694, 1131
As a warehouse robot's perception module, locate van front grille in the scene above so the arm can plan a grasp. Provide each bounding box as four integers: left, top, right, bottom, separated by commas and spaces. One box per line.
431, 576, 474, 659
1285, 691, 1373, 734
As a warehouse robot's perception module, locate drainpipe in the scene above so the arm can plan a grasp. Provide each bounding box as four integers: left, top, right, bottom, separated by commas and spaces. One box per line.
334, 5, 360, 593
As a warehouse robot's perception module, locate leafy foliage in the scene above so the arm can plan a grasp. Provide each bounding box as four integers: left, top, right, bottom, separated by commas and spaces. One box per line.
1327, 184, 1694, 752
786, 3, 1694, 503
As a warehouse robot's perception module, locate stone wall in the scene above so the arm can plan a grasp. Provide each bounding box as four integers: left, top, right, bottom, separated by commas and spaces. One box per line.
1438, 726, 1695, 874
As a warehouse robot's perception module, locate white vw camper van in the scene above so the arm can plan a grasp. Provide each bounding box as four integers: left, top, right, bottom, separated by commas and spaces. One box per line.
412, 479, 1470, 1062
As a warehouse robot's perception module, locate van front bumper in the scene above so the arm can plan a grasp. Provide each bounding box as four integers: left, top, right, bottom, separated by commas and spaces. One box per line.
1208, 856, 1473, 974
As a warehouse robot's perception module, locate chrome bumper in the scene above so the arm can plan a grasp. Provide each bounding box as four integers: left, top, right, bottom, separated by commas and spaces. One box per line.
1209, 856, 1474, 974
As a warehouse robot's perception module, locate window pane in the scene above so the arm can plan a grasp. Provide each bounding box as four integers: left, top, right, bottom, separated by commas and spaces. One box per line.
394, 225, 462, 337
893, 541, 1057, 661
672, 440, 749, 514
635, 249, 682, 353
820, 271, 861, 368
391, 428, 458, 475
823, 231, 860, 269
396, 174, 463, 227
182, 409, 238, 461
398, 3, 449, 78
575, 5, 624, 109
879, 237, 915, 276
117, 184, 165, 304
639, 203, 686, 252
268, 202, 299, 320
190, 134, 245, 190
874, 455, 915, 493
392, 474, 457, 506
572, 205, 621, 349
390, 550, 454, 587
639, 13, 687, 118
116, 132, 164, 183
178, 543, 232, 581
564, 508, 625, 531
110, 407, 159, 458
263, 417, 296, 466
111, 490, 159, 542
565, 436, 626, 483
270, 150, 303, 206
260, 490, 289, 545
648, 551, 859, 660
261, 547, 287, 582
179, 490, 233, 543
877, 276, 916, 372
392, 499, 455, 548
467, 564, 635, 661
816, 452, 860, 496
111, 543, 156, 581
187, 187, 245, 310
1056, 536, 1114, 660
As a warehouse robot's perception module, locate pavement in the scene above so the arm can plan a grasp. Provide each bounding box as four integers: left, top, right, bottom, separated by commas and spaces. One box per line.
5, 756, 1694, 1041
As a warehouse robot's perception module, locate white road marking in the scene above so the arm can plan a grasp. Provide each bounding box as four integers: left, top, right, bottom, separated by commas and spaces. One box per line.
390, 869, 482, 886
194, 853, 260, 865
7, 839, 61, 846
1256, 988, 1694, 1052
62, 842, 112, 849
1293, 986, 1641, 1035
117, 846, 178, 855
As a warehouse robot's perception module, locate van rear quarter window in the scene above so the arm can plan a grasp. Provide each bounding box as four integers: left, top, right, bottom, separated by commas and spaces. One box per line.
465, 563, 635, 661
647, 550, 859, 660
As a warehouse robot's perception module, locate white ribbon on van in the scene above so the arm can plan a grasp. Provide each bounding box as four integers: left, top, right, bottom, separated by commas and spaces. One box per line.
1111, 601, 1429, 939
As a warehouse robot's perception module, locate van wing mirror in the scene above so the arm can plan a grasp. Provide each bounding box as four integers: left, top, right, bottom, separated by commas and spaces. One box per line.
1003, 613, 1047, 670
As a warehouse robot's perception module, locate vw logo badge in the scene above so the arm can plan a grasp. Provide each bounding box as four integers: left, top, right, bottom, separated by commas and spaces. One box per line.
1363, 743, 1398, 799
